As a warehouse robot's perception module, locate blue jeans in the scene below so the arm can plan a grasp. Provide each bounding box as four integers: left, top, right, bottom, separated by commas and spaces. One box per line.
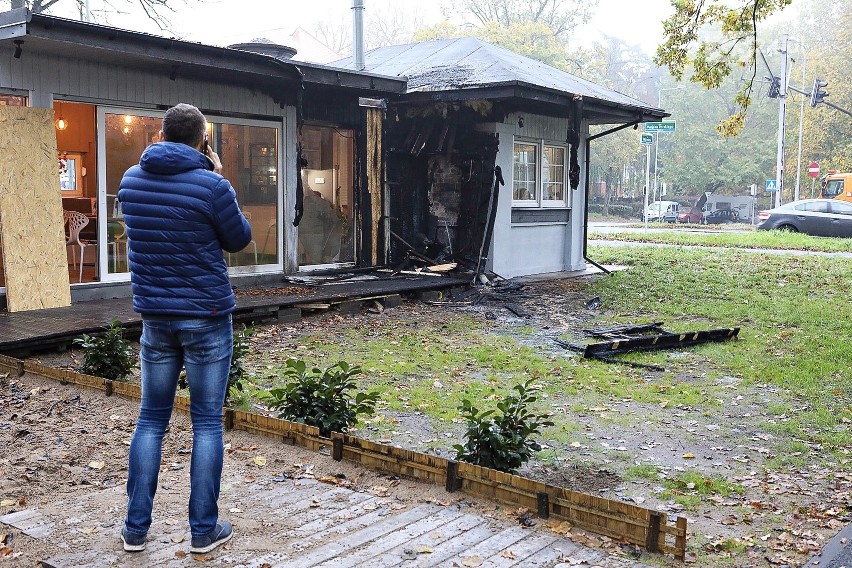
125, 314, 233, 539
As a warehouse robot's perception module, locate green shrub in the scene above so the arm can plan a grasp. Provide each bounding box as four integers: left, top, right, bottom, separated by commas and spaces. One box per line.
454, 379, 554, 473
261, 359, 379, 437
73, 318, 135, 381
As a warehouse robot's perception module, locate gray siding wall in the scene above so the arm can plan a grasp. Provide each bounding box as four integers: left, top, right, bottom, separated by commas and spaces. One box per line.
0, 50, 288, 117
502, 112, 570, 142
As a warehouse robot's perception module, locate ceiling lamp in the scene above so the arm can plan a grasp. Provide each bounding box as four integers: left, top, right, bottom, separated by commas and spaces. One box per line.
55, 101, 68, 131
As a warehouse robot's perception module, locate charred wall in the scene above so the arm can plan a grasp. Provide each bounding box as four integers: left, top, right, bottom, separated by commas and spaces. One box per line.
385, 105, 499, 270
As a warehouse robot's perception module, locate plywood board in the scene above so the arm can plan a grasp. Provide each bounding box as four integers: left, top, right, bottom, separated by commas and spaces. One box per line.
0, 106, 71, 311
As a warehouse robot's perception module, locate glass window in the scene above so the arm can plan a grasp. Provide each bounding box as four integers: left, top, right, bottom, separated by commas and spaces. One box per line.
215, 123, 279, 267
0, 94, 26, 106
830, 201, 852, 215
542, 145, 565, 201
513, 143, 537, 201
823, 180, 843, 198
299, 125, 355, 266
796, 201, 830, 213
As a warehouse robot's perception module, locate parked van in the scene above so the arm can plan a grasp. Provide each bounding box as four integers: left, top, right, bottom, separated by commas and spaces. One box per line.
643, 200, 679, 223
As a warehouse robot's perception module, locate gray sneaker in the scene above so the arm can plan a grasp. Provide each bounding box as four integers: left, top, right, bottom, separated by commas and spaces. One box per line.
190, 520, 233, 554
121, 528, 146, 552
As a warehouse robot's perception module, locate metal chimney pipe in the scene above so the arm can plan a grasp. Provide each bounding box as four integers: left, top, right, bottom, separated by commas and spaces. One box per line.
352, 0, 365, 71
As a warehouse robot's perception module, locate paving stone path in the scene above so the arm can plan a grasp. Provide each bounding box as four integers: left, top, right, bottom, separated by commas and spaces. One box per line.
3, 474, 653, 568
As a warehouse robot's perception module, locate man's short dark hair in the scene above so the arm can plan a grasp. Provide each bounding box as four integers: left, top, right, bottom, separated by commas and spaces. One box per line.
162, 103, 206, 147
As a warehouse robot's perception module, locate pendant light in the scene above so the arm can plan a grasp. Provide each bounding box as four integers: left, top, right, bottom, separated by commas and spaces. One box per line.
55, 101, 68, 131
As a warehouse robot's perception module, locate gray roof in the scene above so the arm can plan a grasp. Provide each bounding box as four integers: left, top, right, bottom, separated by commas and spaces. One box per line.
332, 37, 663, 118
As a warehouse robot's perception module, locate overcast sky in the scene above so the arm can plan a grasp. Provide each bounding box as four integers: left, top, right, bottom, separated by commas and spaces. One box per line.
64, 0, 675, 56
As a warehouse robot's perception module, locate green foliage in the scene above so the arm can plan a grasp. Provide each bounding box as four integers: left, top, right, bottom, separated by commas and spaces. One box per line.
261, 359, 379, 437
654, 0, 795, 136
226, 326, 252, 407
73, 318, 135, 381
453, 380, 554, 473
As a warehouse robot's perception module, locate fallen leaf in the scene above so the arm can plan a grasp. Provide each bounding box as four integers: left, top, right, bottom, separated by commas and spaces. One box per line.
548, 520, 573, 535
171, 533, 186, 543
253, 456, 267, 467
461, 556, 483, 567
88, 461, 106, 470
229, 508, 243, 514
0, 500, 15, 507
500, 550, 517, 559
244, 476, 256, 483
175, 550, 187, 558
416, 546, 433, 554
682, 453, 695, 459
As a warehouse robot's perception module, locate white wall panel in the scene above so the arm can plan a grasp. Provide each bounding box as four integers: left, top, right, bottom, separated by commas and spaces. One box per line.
504, 224, 567, 278
503, 112, 570, 142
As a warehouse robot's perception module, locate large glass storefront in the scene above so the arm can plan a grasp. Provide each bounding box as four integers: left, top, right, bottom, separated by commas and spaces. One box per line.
47, 104, 284, 286
299, 125, 355, 266
99, 111, 281, 279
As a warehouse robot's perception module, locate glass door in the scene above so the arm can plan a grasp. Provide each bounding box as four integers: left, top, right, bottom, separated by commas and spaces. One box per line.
97, 107, 163, 283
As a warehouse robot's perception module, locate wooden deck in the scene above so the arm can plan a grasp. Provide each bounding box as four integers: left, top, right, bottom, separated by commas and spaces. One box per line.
0, 274, 468, 357
2, 477, 651, 568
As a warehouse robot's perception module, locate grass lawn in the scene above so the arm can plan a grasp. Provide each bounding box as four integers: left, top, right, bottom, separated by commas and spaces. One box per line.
239, 243, 852, 566
590, 227, 852, 253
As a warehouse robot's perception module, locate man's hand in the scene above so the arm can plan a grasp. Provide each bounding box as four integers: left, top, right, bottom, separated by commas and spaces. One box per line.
206, 146, 223, 174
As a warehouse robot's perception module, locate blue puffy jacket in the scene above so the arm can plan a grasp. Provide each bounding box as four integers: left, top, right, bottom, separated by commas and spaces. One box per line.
118, 142, 252, 317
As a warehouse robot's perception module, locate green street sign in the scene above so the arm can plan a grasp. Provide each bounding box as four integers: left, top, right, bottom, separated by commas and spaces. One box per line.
640, 133, 654, 145
644, 121, 676, 133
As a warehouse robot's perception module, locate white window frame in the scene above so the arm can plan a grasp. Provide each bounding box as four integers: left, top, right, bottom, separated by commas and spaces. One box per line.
512, 138, 569, 208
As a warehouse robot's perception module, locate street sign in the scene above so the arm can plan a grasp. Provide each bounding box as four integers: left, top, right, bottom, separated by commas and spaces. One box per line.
640, 133, 654, 145
808, 161, 820, 178
766, 179, 778, 192
644, 121, 676, 133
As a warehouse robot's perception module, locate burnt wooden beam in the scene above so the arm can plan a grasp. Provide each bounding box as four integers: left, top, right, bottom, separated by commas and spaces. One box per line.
582, 322, 665, 338
583, 327, 740, 358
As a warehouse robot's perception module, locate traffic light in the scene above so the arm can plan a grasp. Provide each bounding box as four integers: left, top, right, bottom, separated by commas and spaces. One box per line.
768, 76, 781, 98
810, 78, 828, 107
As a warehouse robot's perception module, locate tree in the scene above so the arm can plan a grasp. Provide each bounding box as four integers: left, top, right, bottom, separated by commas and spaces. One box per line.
442, 0, 599, 41
314, 1, 432, 56
655, 0, 794, 137
3, 0, 178, 28
415, 20, 570, 70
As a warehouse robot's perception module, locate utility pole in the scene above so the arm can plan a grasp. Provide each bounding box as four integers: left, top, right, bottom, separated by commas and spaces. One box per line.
791, 40, 806, 201
774, 35, 789, 208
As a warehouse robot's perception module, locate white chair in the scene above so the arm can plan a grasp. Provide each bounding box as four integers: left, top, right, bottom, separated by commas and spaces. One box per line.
227, 210, 257, 266
108, 220, 127, 272
262, 217, 277, 258
64, 210, 90, 283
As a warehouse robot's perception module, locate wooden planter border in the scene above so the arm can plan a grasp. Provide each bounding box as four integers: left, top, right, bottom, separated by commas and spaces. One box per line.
0, 354, 686, 560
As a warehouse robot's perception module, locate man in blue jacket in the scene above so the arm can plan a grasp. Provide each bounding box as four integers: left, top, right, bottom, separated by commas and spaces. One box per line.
118, 103, 251, 554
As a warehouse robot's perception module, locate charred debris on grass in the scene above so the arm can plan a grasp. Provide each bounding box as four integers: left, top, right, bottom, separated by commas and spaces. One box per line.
557, 322, 741, 371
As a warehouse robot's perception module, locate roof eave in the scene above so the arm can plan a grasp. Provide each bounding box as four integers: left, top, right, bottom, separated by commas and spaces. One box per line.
399, 80, 669, 122
296, 61, 406, 94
